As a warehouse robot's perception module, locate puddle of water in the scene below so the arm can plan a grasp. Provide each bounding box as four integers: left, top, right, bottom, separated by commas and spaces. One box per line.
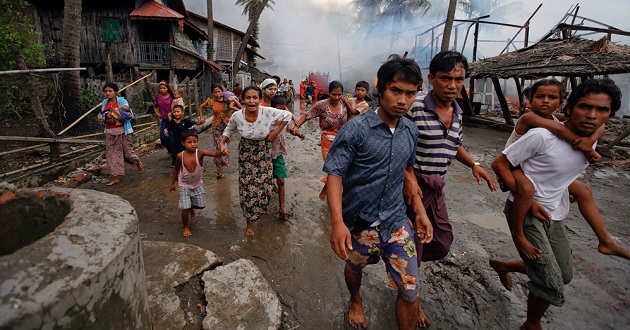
464, 213, 510, 236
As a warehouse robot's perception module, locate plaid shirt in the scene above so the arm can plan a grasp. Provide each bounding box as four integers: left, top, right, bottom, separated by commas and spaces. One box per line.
323, 109, 418, 241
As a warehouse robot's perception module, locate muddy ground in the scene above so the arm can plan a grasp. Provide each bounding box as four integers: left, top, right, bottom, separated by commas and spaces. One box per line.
74, 102, 630, 329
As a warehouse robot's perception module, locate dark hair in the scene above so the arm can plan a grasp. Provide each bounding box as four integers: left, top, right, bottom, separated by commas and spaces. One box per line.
181, 129, 198, 141
272, 75, 281, 84
234, 83, 241, 87
172, 104, 184, 111
355, 81, 369, 90
429, 51, 469, 76
329, 80, 344, 93
211, 83, 223, 93
529, 78, 567, 101
271, 95, 287, 107
157, 80, 174, 98
565, 78, 622, 117
242, 85, 263, 99
376, 54, 423, 94
103, 82, 119, 92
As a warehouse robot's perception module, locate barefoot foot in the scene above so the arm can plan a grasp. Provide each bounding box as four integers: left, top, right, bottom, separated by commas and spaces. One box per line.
417, 301, 432, 328
182, 226, 192, 237
279, 210, 293, 219
245, 223, 255, 236
598, 240, 630, 260
514, 235, 542, 259
489, 258, 513, 290
137, 162, 144, 174
106, 176, 119, 186
348, 297, 367, 329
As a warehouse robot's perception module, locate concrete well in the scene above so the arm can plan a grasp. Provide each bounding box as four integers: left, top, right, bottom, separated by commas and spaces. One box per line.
0, 186, 151, 329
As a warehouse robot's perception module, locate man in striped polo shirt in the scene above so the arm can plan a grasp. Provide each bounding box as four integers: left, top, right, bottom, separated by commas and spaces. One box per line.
404, 51, 497, 328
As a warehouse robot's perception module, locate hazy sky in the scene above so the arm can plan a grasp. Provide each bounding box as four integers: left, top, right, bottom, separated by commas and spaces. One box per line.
183, 0, 630, 82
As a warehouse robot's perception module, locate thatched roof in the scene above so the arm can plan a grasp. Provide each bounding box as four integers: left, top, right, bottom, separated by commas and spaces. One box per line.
468, 37, 630, 79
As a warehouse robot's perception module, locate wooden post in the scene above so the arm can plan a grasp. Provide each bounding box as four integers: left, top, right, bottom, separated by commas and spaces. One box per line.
492, 77, 514, 125
514, 77, 525, 117
459, 85, 473, 116
105, 44, 113, 82
606, 128, 630, 149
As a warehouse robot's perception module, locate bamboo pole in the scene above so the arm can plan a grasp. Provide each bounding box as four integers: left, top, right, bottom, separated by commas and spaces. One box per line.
57, 72, 153, 136
5, 149, 104, 182
0, 136, 104, 144
0, 67, 86, 75
0, 145, 102, 178
0, 143, 47, 156
0, 131, 106, 156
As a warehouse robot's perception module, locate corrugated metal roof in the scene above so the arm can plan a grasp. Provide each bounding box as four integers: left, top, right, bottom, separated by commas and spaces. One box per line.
130, 1, 184, 20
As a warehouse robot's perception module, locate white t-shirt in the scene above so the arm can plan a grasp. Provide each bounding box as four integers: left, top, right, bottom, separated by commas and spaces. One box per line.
223, 106, 291, 140
503, 128, 589, 221
279, 83, 290, 93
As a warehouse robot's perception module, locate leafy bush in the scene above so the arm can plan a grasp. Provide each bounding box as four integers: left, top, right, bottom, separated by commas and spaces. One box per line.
82, 89, 97, 109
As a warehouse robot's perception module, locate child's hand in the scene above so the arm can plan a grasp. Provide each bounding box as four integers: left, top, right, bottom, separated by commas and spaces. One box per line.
219, 144, 230, 156
572, 137, 595, 153
531, 200, 550, 221
169, 183, 176, 192
586, 149, 601, 164
199, 118, 205, 124
163, 128, 168, 136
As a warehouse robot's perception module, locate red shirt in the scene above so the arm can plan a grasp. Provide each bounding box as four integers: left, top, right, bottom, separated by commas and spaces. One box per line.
233, 86, 243, 98
104, 98, 121, 129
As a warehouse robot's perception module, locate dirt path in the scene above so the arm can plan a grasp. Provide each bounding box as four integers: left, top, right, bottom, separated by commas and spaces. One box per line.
77, 105, 630, 329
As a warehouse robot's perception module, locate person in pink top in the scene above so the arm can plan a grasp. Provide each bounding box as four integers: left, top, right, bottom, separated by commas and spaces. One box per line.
169, 130, 220, 237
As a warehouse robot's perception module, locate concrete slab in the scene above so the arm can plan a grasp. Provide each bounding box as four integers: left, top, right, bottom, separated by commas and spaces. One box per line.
142, 241, 223, 330
202, 259, 283, 330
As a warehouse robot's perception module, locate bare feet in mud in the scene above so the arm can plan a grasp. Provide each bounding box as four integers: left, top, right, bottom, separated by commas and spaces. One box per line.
106, 176, 119, 186
514, 234, 542, 259
598, 240, 630, 260
279, 210, 293, 219
417, 302, 432, 328
489, 258, 513, 290
182, 226, 192, 237
245, 223, 255, 236
348, 297, 367, 329
137, 162, 144, 174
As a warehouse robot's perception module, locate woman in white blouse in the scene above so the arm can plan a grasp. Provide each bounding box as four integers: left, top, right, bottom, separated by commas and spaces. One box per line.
219, 86, 292, 236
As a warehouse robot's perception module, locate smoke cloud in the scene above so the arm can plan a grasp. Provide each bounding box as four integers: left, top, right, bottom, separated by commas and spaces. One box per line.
184, 0, 630, 92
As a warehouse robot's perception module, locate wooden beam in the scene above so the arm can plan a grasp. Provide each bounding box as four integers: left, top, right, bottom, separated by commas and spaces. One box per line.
491, 77, 514, 125
514, 77, 525, 117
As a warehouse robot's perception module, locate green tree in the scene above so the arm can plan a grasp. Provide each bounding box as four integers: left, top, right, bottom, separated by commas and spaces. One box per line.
0, 0, 48, 70
352, 0, 431, 53
232, 0, 274, 72
235, 0, 275, 66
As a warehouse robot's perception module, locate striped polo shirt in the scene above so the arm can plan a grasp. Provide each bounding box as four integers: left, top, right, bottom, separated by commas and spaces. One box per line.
405, 92, 463, 176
